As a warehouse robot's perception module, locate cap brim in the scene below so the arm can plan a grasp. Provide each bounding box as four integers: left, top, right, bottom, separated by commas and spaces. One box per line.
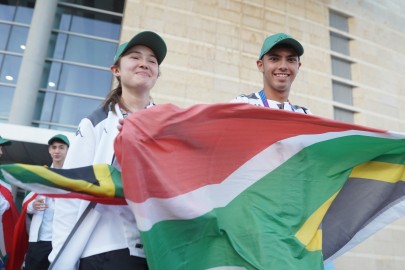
121, 31, 167, 65
48, 135, 70, 146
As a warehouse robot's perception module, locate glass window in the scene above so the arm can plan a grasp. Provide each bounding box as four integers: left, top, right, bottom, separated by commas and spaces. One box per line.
69, 12, 121, 39
35, 91, 48, 121
0, 55, 22, 84
7, 25, 29, 53
14, 3, 35, 24
0, 85, 14, 120
64, 35, 117, 66
28, 0, 123, 130
41, 93, 102, 126
330, 32, 350, 55
0, 0, 35, 23
0, 3, 16, 21
48, 32, 68, 60
329, 11, 348, 32
41, 61, 60, 90
60, 0, 125, 13
332, 81, 353, 105
0, 23, 11, 50
331, 56, 351, 79
0, 24, 28, 53
55, 6, 122, 39
334, 107, 354, 123
57, 63, 112, 96
49, 32, 117, 66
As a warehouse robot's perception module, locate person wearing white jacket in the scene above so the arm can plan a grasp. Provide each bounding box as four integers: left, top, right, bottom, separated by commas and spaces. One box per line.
49, 31, 167, 270
23, 134, 69, 270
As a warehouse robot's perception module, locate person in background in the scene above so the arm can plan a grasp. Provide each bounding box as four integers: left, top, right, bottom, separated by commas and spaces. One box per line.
231, 32, 312, 114
0, 136, 18, 270
7, 134, 70, 270
21, 134, 70, 270
50, 30, 167, 270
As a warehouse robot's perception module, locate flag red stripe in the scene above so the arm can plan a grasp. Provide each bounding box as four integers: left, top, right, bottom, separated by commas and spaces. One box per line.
7, 193, 37, 270
0, 185, 19, 270
115, 103, 386, 203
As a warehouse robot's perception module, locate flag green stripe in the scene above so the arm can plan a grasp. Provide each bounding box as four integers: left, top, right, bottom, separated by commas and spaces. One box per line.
109, 165, 124, 197
4, 164, 63, 187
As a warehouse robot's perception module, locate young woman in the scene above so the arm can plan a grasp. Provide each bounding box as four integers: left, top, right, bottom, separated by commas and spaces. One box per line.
50, 31, 167, 270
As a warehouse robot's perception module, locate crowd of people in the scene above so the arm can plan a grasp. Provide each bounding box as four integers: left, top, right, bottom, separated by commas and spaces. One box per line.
0, 30, 310, 269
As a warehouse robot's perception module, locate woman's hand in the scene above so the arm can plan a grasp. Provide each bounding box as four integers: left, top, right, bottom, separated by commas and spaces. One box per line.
117, 118, 124, 132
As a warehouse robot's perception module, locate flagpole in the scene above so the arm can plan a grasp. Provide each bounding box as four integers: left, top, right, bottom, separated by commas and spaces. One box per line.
48, 201, 97, 270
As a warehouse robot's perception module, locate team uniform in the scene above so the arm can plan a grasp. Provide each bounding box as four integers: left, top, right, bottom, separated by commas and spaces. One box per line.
50, 103, 151, 270
231, 91, 312, 114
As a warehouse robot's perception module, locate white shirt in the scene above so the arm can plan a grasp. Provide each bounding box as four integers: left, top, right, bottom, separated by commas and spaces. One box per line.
230, 91, 312, 114
27, 195, 54, 241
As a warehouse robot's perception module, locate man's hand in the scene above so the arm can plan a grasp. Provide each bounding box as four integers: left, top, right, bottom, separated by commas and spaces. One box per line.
33, 197, 48, 211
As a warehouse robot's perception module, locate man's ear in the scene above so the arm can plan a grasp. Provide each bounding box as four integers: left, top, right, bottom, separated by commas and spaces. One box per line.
257, 59, 264, 73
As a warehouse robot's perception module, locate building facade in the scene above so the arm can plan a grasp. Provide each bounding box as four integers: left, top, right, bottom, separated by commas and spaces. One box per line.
1, 0, 404, 269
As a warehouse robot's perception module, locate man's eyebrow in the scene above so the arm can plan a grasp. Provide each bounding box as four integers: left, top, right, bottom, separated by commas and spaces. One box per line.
267, 53, 298, 58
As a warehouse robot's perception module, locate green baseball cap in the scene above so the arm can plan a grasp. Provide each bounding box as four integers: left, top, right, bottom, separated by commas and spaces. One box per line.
48, 134, 70, 147
113, 31, 167, 65
259, 32, 304, 59
0, 136, 11, 146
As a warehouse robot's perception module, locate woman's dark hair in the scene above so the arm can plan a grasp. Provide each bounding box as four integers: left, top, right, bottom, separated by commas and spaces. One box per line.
102, 57, 123, 113
102, 77, 122, 113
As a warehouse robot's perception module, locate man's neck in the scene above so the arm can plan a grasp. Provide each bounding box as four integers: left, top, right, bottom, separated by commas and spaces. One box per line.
52, 161, 64, 169
262, 88, 289, 103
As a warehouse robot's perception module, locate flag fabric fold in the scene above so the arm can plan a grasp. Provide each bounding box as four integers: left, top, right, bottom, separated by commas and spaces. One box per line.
322, 156, 405, 262
114, 103, 405, 270
6, 192, 37, 270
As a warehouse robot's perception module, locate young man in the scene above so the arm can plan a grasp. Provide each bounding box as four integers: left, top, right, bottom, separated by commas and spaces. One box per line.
0, 136, 18, 269
231, 32, 311, 114
22, 134, 70, 270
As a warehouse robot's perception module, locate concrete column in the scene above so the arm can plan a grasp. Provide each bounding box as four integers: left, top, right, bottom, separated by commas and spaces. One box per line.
8, 0, 58, 125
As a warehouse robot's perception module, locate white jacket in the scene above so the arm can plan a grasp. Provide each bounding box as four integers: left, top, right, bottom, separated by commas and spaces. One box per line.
26, 194, 54, 242
49, 104, 144, 267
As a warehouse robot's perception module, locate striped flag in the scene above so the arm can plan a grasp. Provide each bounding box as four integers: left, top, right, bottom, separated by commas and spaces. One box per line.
0, 164, 125, 205
1, 103, 404, 269
114, 103, 405, 270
